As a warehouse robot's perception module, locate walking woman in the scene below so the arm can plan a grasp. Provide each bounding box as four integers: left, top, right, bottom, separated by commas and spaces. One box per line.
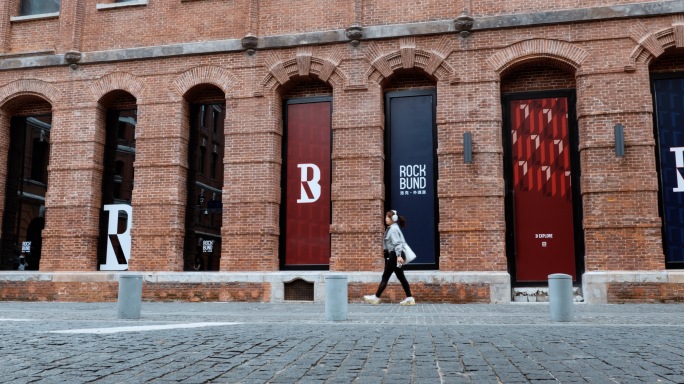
364, 210, 415, 306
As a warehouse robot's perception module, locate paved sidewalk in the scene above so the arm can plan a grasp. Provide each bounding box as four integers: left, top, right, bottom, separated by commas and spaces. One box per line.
1, 302, 683, 383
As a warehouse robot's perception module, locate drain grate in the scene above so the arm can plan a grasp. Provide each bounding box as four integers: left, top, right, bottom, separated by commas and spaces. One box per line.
284, 278, 314, 301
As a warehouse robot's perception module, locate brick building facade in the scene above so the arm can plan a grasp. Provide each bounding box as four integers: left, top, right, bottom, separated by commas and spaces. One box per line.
0, 0, 683, 303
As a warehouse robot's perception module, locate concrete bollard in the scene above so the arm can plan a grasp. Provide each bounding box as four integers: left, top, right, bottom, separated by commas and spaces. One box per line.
325, 274, 348, 321
118, 274, 143, 319
548, 273, 573, 322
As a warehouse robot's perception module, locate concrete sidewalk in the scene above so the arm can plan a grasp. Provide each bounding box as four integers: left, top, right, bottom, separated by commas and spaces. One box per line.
1, 301, 684, 325
1, 302, 683, 383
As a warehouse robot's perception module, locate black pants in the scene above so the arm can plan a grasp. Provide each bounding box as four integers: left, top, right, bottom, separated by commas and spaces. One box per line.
375, 251, 412, 298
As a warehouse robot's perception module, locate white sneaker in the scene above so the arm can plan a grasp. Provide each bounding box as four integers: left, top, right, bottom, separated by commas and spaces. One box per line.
399, 297, 415, 306
363, 294, 381, 305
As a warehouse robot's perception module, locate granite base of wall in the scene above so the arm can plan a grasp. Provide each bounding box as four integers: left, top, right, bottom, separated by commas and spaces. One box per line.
6, 271, 684, 303
0, 271, 510, 303
582, 271, 684, 303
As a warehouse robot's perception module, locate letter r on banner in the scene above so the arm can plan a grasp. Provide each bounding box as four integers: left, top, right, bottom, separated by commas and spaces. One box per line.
297, 163, 321, 203
672, 147, 684, 192
100, 204, 133, 271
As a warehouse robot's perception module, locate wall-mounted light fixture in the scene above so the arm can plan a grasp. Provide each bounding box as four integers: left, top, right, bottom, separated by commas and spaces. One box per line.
463, 131, 473, 164
614, 123, 625, 158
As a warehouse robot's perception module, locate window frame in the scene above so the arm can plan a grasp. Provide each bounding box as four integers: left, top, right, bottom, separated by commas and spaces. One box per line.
17, 0, 61, 17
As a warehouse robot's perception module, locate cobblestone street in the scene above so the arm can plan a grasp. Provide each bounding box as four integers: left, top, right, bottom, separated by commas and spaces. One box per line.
1, 302, 683, 383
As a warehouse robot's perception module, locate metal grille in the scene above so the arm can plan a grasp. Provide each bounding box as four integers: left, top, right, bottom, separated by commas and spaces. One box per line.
284, 279, 314, 301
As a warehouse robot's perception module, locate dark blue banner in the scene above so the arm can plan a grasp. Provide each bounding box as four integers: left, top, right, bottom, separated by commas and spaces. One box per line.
654, 77, 684, 263
387, 91, 437, 265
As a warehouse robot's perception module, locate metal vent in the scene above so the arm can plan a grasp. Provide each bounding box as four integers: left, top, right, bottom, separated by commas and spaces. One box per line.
284, 278, 314, 301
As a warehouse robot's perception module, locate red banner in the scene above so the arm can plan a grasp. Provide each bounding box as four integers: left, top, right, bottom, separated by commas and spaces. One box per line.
284, 101, 331, 266
510, 97, 576, 281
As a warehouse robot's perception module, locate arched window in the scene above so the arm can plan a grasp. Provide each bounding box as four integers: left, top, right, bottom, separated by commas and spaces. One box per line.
97, 91, 137, 271
183, 85, 225, 271
279, 77, 333, 270
383, 69, 439, 269
1, 113, 51, 271
650, 48, 684, 269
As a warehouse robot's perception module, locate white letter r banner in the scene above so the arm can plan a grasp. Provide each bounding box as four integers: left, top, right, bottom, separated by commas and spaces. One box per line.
100, 204, 133, 271
297, 163, 321, 203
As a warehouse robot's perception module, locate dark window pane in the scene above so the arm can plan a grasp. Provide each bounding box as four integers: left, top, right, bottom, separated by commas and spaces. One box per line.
212, 108, 220, 133
210, 152, 218, 179
198, 146, 206, 175
30, 139, 48, 183
21, 0, 60, 15
102, 109, 136, 205
115, 160, 124, 176
117, 112, 136, 149
26, 116, 51, 184
113, 181, 122, 200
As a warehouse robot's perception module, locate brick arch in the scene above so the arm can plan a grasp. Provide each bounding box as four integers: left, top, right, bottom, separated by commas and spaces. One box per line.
364, 37, 457, 85
89, 72, 146, 104
173, 66, 237, 99
257, 47, 347, 95
629, 17, 684, 66
487, 39, 589, 77
366, 37, 458, 84
0, 79, 62, 111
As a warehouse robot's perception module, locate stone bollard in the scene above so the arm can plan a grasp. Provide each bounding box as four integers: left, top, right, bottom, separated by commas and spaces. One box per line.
118, 274, 143, 319
325, 275, 348, 321
548, 273, 573, 322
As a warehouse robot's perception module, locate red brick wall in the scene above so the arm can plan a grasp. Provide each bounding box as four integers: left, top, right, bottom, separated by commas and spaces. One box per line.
9, 99, 52, 116
9, 18, 59, 54
81, 0, 250, 52
258, 0, 350, 36
650, 47, 684, 73
282, 77, 333, 100
187, 85, 225, 104
363, 0, 454, 29
0, 280, 270, 302
143, 282, 270, 302
0, 281, 118, 301
349, 282, 490, 304
383, 69, 436, 92
472, 0, 664, 16
607, 283, 684, 303
500, 65, 575, 94
7, 280, 684, 303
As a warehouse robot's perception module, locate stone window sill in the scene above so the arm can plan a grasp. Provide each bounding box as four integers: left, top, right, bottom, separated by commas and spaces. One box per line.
10, 12, 59, 22
96, 0, 148, 10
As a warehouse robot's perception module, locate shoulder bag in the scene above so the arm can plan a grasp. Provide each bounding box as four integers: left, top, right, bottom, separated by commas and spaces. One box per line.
402, 244, 417, 264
